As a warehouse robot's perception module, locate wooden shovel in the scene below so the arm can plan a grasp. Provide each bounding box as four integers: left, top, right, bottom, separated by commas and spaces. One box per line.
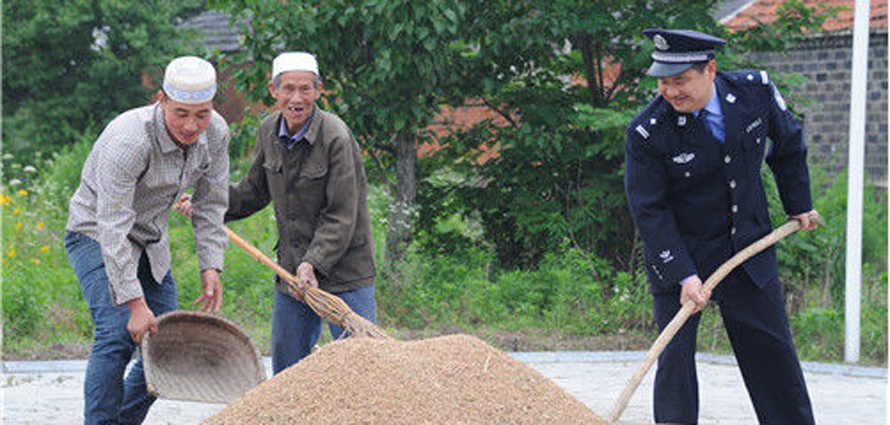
225, 226, 390, 339
608, 220, 802, 423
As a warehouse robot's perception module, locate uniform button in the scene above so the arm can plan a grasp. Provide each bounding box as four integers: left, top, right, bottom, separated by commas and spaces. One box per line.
731, 227, 737, 235
684, 171, 691, 178
756, 137, 762, 144
732, 205, 739, 213
729, 180, 737, 189
725, 155, 731, 164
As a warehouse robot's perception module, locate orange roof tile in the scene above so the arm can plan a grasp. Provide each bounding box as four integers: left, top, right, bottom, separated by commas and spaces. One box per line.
725, 0, 887, 32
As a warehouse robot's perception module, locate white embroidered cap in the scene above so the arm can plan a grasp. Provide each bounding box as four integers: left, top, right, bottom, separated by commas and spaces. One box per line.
272, 52, 319, 80
163, 56, 217, 104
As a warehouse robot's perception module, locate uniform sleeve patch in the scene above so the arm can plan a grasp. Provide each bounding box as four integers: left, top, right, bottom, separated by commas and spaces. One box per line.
771, 83, 787, 111
635, 124, 650, 139
760, 70, 769, 85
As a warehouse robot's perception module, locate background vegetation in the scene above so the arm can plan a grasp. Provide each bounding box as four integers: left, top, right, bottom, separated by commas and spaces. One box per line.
2, 0, 886, 366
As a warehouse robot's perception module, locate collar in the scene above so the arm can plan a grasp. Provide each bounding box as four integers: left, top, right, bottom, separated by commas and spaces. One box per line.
698, 83, 722, 118
278, 106, 316, 146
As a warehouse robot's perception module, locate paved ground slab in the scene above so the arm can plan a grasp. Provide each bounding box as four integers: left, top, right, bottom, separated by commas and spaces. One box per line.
2, 352, 885, 424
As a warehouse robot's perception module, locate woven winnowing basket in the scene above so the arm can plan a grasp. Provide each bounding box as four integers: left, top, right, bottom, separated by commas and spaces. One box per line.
142, 311, 266, 404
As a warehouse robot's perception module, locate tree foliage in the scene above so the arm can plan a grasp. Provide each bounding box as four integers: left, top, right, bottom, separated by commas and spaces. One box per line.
419, 0, 831, 271
2, 0, 204, 155
211, 0, 481, 265
211, 0, 832, 273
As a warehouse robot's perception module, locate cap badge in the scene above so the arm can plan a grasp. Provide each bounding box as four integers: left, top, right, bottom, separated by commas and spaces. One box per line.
653, 34, 669, 50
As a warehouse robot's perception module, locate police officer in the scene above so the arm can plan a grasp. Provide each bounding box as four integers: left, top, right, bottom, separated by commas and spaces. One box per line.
624, 28, 820, 424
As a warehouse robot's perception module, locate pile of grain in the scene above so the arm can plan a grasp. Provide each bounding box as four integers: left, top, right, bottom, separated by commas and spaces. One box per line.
203, 334, 606, 424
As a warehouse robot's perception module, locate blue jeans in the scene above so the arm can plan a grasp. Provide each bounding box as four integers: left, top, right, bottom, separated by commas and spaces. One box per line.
65, 232, 178, 425
270, 284, 377, 374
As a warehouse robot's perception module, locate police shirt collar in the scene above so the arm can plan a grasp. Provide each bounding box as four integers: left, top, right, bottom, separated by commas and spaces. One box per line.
696, 83, 722, 119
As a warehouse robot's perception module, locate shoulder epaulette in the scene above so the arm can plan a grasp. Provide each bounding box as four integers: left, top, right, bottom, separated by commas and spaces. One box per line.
725, 69, 771, 86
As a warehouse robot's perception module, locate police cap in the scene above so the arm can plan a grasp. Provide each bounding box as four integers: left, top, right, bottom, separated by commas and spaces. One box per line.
642, 28, 726, 78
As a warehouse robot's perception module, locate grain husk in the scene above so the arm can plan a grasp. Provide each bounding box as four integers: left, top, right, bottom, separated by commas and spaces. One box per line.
203, 334, 606, 424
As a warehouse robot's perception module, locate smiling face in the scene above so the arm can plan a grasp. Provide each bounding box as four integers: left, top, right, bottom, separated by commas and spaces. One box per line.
159, 93, 213, 146
270, 70, 320, 134
657, 61, 717, 113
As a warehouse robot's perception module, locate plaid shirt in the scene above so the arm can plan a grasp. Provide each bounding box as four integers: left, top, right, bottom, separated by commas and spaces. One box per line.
67, 103, 230, 306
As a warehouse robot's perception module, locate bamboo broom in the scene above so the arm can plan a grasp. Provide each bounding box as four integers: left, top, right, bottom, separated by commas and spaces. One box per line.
608, 220, 802, 423
225, 226, 390, 340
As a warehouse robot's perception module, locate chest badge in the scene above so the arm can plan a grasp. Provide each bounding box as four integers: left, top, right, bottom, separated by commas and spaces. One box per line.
672, 152, 695, 164
745, 118, 763, 133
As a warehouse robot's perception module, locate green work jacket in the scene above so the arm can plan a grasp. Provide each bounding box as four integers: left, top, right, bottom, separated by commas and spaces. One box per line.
226, 109, 376, 294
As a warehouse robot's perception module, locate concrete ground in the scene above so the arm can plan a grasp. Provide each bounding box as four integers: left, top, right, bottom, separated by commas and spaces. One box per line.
2, 352, 886, 424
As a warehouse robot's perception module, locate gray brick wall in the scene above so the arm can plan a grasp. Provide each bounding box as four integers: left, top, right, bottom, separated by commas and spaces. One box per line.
746, 31, 888, 188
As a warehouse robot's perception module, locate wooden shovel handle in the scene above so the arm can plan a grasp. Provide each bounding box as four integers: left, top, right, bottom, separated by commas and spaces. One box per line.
608, 220, 801, 423
224, 226, 305, 298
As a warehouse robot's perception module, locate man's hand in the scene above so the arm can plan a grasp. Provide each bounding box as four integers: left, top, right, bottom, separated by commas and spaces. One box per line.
296, 261, 319, 291
174, 193, 193, 218
791, 209, 821, 231
193, 269, 223, 313
680, 275, 711, 314
126, 297, 157, 344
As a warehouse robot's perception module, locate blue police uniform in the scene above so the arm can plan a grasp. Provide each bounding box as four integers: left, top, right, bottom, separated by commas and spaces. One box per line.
624, 29, 816, 424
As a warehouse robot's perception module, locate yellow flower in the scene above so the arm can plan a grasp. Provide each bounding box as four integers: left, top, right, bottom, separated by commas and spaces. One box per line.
15, 223, 22, 230
40, 245, 50, 252
14, 206, 21, 215
30, 258, 40, 265
37, 222, 44, 230
17, 189, 28, 196
6, 248, 15, 258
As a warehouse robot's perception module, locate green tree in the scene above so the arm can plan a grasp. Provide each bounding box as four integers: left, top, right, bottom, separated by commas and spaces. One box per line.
2, 0, 204, 156
211, 0, 476, 269
424, 0, 833, 272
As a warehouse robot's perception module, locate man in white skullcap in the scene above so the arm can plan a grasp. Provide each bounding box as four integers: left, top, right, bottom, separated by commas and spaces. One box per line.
66, 56, 230, 424
178, 51, 376, 373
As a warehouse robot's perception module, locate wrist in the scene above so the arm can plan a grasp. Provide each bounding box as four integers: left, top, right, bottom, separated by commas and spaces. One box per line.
126, 297, 148, 312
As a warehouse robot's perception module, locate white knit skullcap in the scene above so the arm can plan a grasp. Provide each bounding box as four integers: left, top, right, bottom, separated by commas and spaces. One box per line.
163, 56, 217, 104
272, 52, 319, 80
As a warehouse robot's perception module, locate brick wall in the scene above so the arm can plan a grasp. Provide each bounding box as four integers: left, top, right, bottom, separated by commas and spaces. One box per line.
745, 30, 888, 188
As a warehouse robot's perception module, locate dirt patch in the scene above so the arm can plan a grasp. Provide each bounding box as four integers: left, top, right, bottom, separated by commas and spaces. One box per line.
2, 325, 653, 361
3, 341, 93, 361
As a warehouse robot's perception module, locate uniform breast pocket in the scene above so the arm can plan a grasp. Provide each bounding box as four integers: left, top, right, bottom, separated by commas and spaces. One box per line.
665, 151, 699, 182
298, 165, 328, 204
742, 116, 768, 166
744, 128, 768, 168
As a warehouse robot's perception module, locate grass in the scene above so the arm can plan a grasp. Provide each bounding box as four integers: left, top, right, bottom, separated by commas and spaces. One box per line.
1, 137, 886, 367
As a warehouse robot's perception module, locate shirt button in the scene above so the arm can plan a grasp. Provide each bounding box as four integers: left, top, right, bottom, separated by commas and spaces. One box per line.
732, 205, 739, 213
729, 180, 737, 189
725, 155, 731, 164
731, 227, 737, 235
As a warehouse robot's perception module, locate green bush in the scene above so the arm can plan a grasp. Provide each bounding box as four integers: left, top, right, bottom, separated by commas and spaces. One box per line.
1, 129, 886, 367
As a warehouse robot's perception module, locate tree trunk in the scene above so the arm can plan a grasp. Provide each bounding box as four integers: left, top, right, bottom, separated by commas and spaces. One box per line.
385, 128, 417, 269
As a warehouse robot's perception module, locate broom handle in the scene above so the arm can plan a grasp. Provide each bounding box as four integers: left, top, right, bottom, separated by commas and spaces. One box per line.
608, 220, 801, 423
223, 226, 305, 296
